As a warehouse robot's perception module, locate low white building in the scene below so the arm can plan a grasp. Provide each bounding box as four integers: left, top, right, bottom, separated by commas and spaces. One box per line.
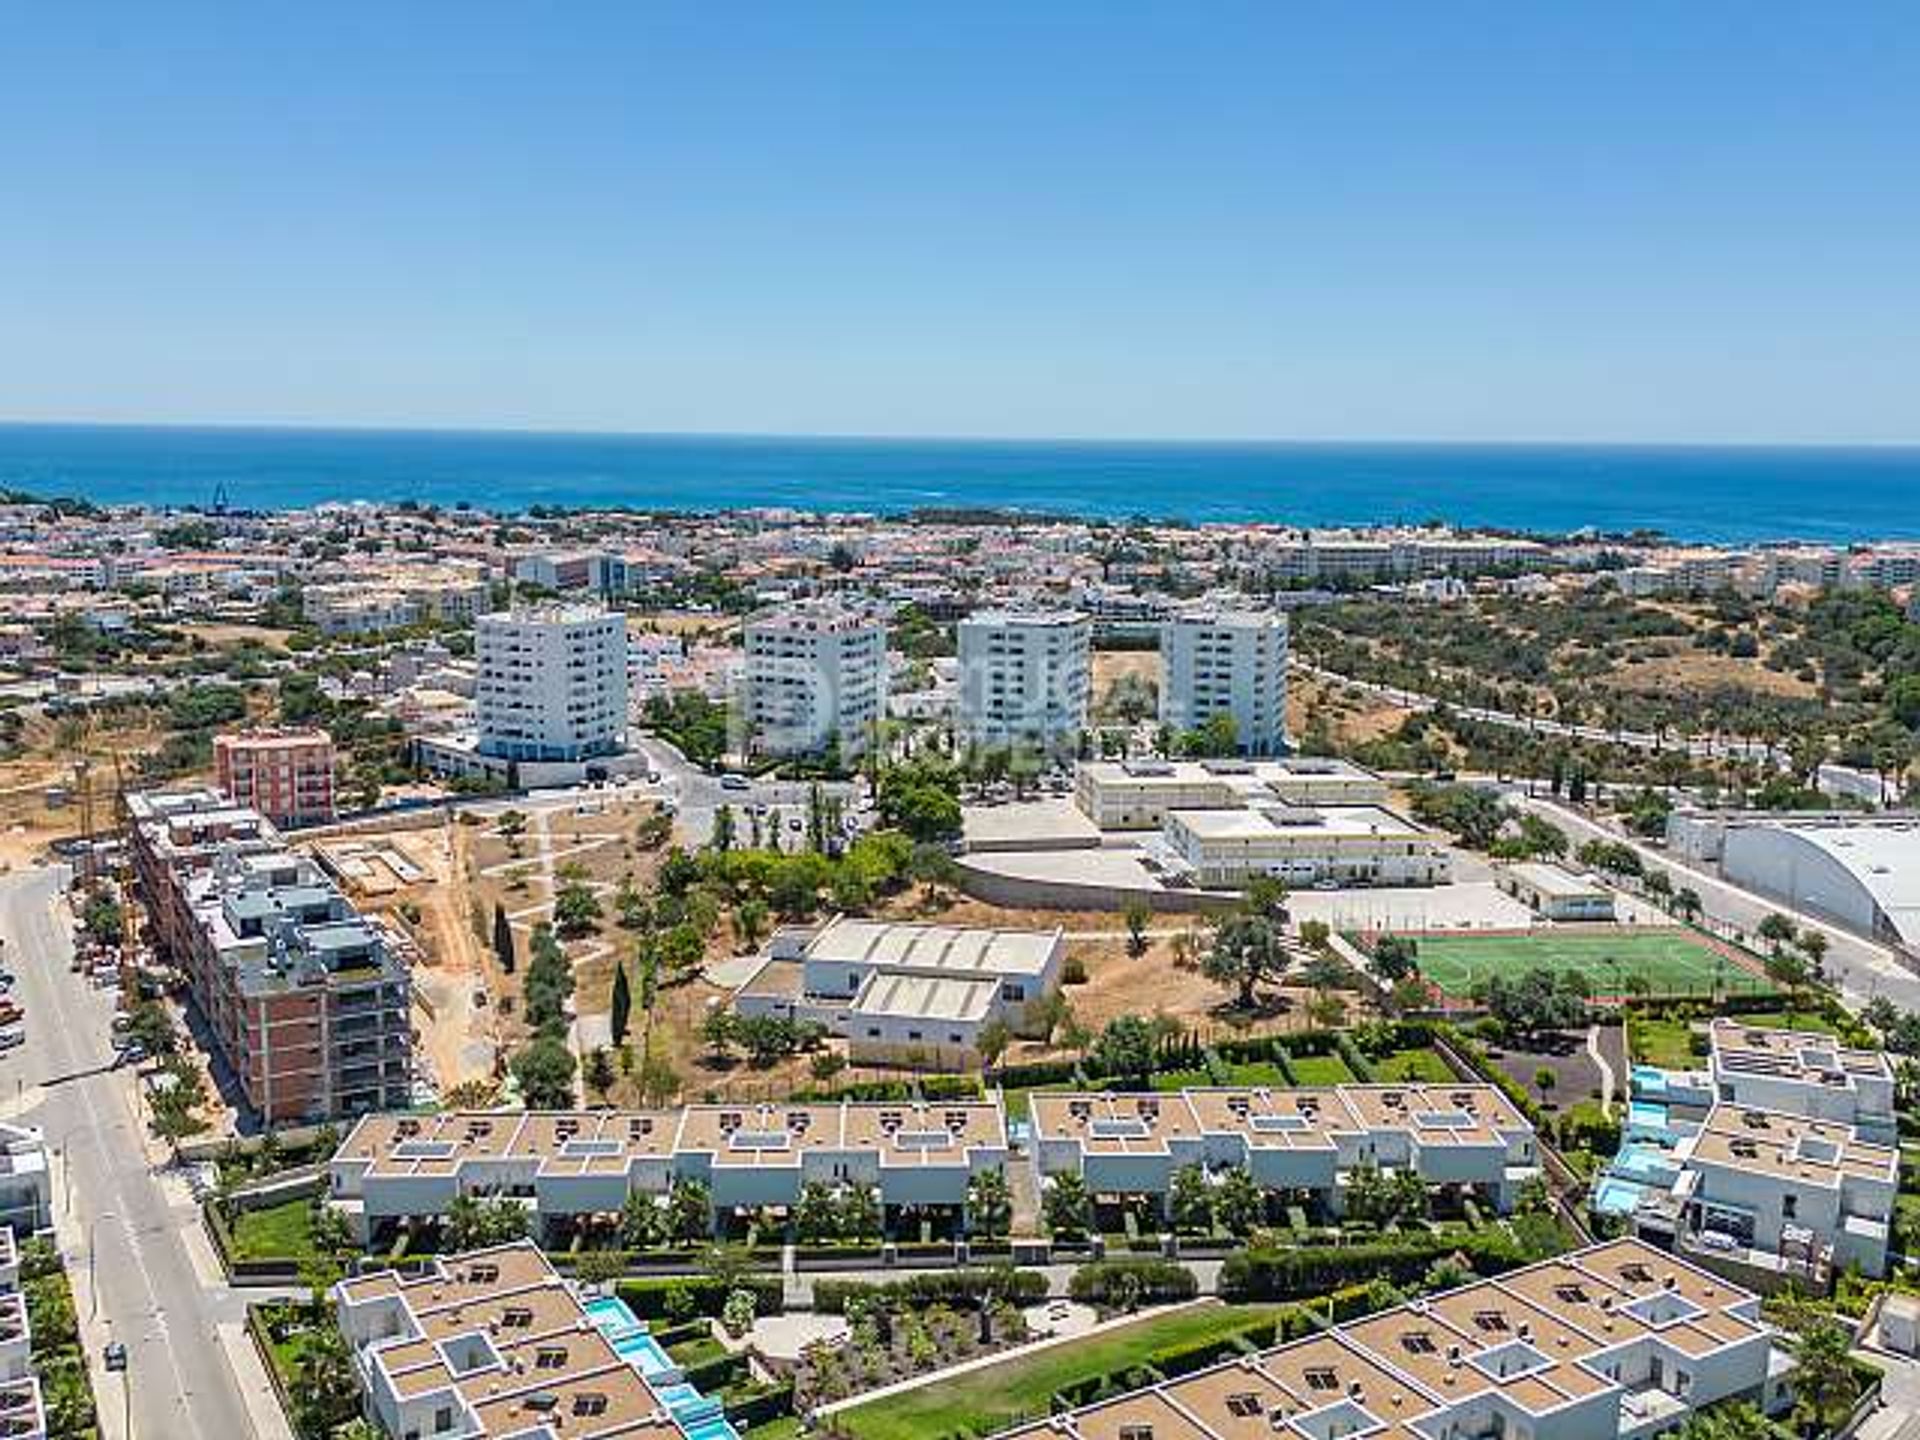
1030, 1084, 1539, 1218
0, 1124, 50, 1236
1157, 803, 1450, 889
328, 1102, 1009, 1242
734, 915, 1064, 1067
1496, 861, 1616, 921
1076, 756, 1389, 831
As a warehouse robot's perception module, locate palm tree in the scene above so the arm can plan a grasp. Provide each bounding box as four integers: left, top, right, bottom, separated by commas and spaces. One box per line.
966, 1169, 1012, 1240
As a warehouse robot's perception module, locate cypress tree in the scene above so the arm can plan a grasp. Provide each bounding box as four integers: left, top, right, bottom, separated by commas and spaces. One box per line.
611, 961, 633, 1047
493, 902, 516, 975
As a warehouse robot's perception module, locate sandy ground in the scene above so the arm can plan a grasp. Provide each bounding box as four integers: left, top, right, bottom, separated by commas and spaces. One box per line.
1288, 671, 1414, 747
1600, 650, 1818, 701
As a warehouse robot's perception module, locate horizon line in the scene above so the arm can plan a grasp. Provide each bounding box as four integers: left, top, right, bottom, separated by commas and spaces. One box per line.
2, 415, 1918, 453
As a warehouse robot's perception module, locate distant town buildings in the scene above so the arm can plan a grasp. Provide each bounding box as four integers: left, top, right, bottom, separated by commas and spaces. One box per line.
214, 727, 337, 828
127, 787, 413, 1123
956, 609, 1090, 759
511, 549, 628, 598
741, 601, 888, 759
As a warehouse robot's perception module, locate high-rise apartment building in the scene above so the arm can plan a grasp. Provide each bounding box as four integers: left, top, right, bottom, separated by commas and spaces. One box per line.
742, 601, 887, 759
956, 609, 1089, 758
475, 605, 628, 763
1159, 605, 1289, 755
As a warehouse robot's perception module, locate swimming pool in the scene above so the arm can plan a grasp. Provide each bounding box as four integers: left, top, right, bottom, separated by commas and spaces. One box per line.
1592, 1176, 1648, 1217
1610, 1142, 1679, 1185
583, 1295, 736, 1439
1627, 1099, 1674, 1136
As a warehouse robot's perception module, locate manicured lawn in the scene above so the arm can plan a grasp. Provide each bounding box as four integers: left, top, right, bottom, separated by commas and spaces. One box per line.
1151, 1068, 1214, 1092
1218, 1061, 1289, 1087
1285, 1053, 1356, 1085
1411, 928, 1767, 1002
229, 1197, 321, 1263
1369, 1048, 1452, 1083
741, 1418, 801, 1440
1627, 1014, 1697, 1069
834, 1303, 1289, 1440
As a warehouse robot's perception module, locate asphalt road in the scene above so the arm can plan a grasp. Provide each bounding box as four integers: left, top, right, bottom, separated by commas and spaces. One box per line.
3, 865, 258, 1440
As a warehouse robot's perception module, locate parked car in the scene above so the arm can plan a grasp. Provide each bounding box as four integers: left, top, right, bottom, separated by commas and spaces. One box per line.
719, 773, 751, 792
0, 1027, 24, 1052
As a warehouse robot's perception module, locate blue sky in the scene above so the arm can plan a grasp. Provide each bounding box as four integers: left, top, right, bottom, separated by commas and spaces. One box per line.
2, 2, 1915, 442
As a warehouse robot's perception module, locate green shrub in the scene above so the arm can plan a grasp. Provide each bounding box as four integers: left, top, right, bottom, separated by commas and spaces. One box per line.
1068, 1258, 1198, 1308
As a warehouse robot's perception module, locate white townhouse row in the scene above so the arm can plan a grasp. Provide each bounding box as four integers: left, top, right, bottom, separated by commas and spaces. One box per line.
0, 1228, 44, 1440
997, 1238, 1791, 1440
328, 1100, 1009, 1243
1706, 1018, 1895, 1144
733, 915, 1065, 1068
335, 1242, 680, 1440
1029, 1084, 1540, 1219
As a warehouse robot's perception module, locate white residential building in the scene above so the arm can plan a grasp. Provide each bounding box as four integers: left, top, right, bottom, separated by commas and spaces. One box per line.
1706, 1018, 1896, 1144
1000, 1239, 1789, 1440
0, 1124, 50, 1236
1651, 1102, 1898, 1282
741, 601, 887, 759
474, 605, 628, 763
328, 1101, 1009, 1242
1031, 1084, 1538, 1217
956, 609, 1090, 758
1160, 605, 1289, 755
734, 915, 1064, 1066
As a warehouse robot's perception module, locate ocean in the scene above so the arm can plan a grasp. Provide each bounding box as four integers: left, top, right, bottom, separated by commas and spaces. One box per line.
0, 423, 1915, 543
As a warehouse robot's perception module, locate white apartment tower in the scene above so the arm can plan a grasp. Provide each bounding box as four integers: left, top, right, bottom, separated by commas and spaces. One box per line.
957, 609, 1091, 758
475, 604, 628, 762
1160, 605, 1289, 755
743, 601, 888, 759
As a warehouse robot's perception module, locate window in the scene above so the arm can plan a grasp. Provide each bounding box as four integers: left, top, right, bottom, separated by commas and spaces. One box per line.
1472, 1310, 1511, 1334
1553, 1284, 1589, 1305
1782, 1195, 1797, 1219
1119, 1427, 1154, 1440
535, 1346, 567, 1370
574, 1393, 609, 1417
1304, 1368, 1340, 1393
1401, 1331, 1437, 1355
502, 1306, 533, 1329
468, 1261, 499, 1283
435, 1409, 453, 1433
1620, 1263, 1654, 1284
1226, 1393, 1263, 1418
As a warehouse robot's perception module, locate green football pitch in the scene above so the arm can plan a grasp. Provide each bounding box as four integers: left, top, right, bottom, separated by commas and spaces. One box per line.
1409, 928, 1772, 1002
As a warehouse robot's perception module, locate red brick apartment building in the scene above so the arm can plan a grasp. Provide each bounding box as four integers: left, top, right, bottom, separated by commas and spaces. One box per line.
214, 727, 337, 828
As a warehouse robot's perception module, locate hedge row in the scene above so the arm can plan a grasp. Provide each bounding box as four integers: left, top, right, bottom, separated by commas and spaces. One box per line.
812, 1266, 1047, 1315
1048, 1308, 1317, 1411
791, 1074, 984, 1104
725, 1378, 797, 1428
614, 1274, 785, 1320
1067, 1259, 1197, 1308
1219, 1229, 1530, 1302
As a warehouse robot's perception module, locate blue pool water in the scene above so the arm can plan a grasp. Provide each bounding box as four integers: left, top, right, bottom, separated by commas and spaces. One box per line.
584, 1295, 739, 1440
1627, 1100, 1672, 1135
1630, 1066, 1672, 1094
1592, 1176, 1648, 1217
1611, 1143, 1678, 1184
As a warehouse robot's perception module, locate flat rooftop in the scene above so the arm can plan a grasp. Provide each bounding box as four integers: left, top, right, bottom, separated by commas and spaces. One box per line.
1709, 1017, 1892, 1085
1030, 1084, 1530, 1156
805, 914, 1060, 978
337, 1243, 683, 1439
1168, 804, 1423, 842
1683, 1103, 1898, 1188
1501, 861, 1609, 899
999, 1239, 1765, 1440
337, 1100, 1008, 1181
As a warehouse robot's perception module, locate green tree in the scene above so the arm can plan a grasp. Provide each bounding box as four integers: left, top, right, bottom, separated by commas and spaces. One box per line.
1042, 1173, 1092, 1240
619, 1191, 664, 1250
1169, 1164, 1212, 1234
610, 962, 633, 1047
584, 1045, 617, 1102
668, 1178, 712, 1245
288, 1319, 361, 1439
733, 898, 770, 952
1123, 900, 1152, 958
966, 1168, 1012, 1239
1213, 1167, 1265, 1237
492, 902, 516, 974
511, 1034, 578, 1109
554, 881, 603, 938
1201, 912, 1287, 1009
